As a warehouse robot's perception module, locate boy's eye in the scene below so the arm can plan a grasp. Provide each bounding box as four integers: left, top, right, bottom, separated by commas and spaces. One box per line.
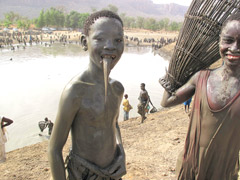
222, 38, 234, 44
94, 36, 103, 41
116, 39, 123, 43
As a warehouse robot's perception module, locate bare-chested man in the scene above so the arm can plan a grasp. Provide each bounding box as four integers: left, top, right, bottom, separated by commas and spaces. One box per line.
161, 13, 240, 180
137, 83, 152, 123
48, 10, 126, 180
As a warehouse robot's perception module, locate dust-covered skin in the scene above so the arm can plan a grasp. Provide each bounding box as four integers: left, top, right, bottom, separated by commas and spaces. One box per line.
206, 20, 240, 109
207, 67, 240, 109
161, 18, 240, 180
48, 15, 125, 180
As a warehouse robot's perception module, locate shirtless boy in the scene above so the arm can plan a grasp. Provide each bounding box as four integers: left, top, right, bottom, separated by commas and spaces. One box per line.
48, 10, 126, 180
161, 12, 240, 180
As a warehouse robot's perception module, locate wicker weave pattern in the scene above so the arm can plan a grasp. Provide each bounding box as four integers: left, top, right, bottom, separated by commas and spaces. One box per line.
160, 0, 240, 93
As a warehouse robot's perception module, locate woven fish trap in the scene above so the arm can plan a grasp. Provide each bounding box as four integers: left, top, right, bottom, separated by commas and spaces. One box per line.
159, 0, 240, 93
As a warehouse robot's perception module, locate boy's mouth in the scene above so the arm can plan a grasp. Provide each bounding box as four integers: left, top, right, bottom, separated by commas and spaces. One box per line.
100, 55, 116, 61
227, 54, 240, 61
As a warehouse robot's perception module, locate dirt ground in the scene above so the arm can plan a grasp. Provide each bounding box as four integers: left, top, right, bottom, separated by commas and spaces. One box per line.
0, 105, 189, 180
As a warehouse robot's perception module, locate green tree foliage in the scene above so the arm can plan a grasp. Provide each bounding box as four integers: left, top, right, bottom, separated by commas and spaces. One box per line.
17, 20, 29, 29
124, 16, 136, 28
157, 20, 165, 30
162, 18, 170, 30
144, 18, 158, 31
78, 13, 89, 29
48, 7, 65, 27
1, 5, 182, 32
107, 4, 118, 14
91, 7, 97, 12
4, 20, 12, 28
65, 11, 90, 29
136, 17, 144, 29
44, 11, 51, 27
35, 8, 65, 28
4, 11, 20, 23
121, 16, 181, 32
168, 21, 182, 31
36, 9, 45, 28
3, 11, 22, 27
119, 13, 127, 25
2, 11, 31, 29
67, 11, 79, 29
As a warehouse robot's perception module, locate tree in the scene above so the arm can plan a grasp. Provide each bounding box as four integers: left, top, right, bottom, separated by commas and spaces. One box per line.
107, 4, 118, 14
125, 17, 136, 28
143, 18, 157, 31
78, 13, 90, 29
163, 18, 170, 30
169, 21, 178, 31
119, 13, 127, 26
25, 20, 31, 29
36, 9, 45, 28
91, 7, 97, 12
4, 11, 16, 22
136, 16, 144, 29
65, 11, 80, 29
17, 20, 24, 29
2, 5, 184, 32
49, 7, 65, 27
4, 20, 12, 28
44, 11, 51, 27
3, 11, 21, 26
157, 20, 165, 30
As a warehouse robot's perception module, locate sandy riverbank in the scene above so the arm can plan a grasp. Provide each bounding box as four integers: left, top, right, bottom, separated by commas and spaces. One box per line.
0, 104, 189, 180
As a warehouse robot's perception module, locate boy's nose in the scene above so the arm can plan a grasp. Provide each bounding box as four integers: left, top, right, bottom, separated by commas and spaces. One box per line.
104, 40, 115, 50
229, 42, 240, 52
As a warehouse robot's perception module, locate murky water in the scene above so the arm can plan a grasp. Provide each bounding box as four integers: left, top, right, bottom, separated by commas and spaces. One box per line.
0, 43, 168, 152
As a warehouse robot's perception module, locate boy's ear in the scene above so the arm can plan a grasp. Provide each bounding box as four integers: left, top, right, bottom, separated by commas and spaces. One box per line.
80, 34, 88, 51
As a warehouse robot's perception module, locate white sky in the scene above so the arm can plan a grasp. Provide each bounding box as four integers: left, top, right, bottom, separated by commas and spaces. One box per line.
152, 0, 192, 6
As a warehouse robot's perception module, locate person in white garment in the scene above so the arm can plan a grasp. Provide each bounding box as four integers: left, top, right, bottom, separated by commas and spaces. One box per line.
0, 116, 13, 163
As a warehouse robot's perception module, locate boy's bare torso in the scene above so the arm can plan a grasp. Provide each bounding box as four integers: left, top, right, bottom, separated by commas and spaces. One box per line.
68, 74, 124, 168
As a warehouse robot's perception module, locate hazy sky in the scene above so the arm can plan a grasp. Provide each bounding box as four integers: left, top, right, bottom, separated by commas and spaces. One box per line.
152, 0, 192, 6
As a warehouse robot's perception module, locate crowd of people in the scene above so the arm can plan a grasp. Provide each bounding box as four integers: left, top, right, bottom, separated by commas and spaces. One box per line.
0, 29, 83, 50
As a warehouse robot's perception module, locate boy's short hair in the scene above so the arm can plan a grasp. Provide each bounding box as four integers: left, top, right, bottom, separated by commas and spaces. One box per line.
83, 10, 123, 36
222, 12, 240, 30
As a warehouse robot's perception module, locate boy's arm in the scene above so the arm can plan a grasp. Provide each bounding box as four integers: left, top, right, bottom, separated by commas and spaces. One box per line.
115, 112, 124, 154
111, 120, 126, 175
116, 120, 123, 145
48, 87, 79, 180
161, 71, 200, 107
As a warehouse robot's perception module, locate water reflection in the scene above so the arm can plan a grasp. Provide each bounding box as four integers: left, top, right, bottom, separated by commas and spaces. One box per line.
0, 43, 168, 152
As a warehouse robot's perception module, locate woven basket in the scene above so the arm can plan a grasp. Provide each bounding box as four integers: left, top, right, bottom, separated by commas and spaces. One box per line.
160, 0, 240, 93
